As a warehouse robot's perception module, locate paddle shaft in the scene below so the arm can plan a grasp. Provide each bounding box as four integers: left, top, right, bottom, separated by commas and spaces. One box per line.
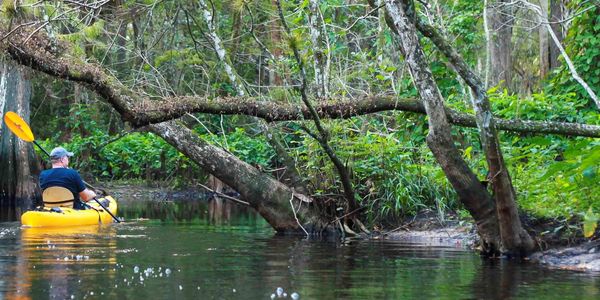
92, 198, 120, 223
33, 140, 50, 157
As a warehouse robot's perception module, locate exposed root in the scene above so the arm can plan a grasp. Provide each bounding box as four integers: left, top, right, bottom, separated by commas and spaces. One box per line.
343, 221, 358, 236
354, 218, 370, 234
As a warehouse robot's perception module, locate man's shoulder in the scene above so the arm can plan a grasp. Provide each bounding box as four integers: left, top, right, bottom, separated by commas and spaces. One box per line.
42, 168, 80, 176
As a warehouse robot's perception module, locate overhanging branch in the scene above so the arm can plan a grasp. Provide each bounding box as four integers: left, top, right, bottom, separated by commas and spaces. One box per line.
2, 28, 599, 138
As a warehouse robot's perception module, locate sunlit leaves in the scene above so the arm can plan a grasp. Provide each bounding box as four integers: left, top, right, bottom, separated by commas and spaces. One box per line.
583, 207, 598, 238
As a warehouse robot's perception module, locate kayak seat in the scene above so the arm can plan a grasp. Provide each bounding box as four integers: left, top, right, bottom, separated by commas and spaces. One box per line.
42, 186, 75, 208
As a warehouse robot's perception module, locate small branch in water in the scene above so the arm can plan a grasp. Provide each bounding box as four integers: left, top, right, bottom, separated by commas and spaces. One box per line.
289, 193, 309, 237
328, 205, 367, 225
197, 183, 249, 206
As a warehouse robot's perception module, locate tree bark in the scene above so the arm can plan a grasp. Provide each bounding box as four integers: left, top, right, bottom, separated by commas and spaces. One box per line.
487, 0, 514, 90
0, 61, 41, 221
384, 0, 501, 254
269, 0, 283, 86
549, 0, 564, 70
199, 0, 247, 96
308, 0, 328, 98
229, 8, 243, 64
539, 0, 550, 79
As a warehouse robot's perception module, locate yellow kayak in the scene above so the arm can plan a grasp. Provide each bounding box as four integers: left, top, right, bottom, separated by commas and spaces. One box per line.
21, 196, 118, 227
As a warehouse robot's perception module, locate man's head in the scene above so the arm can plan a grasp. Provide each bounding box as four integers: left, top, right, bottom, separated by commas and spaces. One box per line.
50, 147, 74, 166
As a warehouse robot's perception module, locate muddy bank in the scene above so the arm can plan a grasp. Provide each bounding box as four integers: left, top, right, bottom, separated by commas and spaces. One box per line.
380, 210, 600, 272
382, 225, 478, 248
385, 224, 600, 271
378, 211, 478, 248
528, 241, 600, 271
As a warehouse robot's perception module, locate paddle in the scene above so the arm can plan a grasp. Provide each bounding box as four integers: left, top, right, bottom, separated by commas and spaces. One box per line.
3, 111, 121, 223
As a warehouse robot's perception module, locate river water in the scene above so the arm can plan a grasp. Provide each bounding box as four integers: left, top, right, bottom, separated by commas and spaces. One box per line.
1, 196, 599, 299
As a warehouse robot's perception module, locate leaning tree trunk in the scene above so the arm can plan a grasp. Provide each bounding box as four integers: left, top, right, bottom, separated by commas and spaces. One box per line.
149, 121, 322, 232
0, 61, 41, 221
416, 20, 534, 256
384, 0, 502, 255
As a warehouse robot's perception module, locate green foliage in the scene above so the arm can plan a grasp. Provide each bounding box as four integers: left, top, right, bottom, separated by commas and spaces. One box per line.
296, 115, 457, 221
489, 90, 596, 123
482, 87, 600, 218
198, 127, 275, 167
58, 20, 107, 58
1, 0, 17, 17
583, 207, 598, 238
548, 6, 600, 107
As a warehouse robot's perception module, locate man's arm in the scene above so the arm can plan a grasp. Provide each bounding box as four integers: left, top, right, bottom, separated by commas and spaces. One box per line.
79, 188, 97, 202
72, 170, 97, 201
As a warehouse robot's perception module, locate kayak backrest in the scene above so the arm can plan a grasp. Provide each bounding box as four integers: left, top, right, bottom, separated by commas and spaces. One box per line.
42, 187, 75, 208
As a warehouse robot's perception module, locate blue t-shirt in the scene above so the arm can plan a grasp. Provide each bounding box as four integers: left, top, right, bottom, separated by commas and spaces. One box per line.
40, 168, 87, 206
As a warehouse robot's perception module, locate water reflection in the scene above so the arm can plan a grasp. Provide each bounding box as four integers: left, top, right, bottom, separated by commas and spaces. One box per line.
251, 236, 600, 299
471, 258, 600, 299
119, 197, 261, 226
0, 206, 17, 222
9, 225, 117, 299
208, 197, 232, 224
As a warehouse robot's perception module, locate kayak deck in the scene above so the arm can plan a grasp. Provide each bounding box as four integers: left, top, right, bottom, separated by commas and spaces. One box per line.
21, 196, 118, 227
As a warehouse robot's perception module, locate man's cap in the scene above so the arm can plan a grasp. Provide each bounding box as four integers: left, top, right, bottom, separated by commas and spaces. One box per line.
50, 147, 74, 159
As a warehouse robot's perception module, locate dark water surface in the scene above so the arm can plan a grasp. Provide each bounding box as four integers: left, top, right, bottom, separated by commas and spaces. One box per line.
1, 197, 599, 299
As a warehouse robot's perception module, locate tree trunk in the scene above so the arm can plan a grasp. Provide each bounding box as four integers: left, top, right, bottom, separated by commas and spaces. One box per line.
539, 0, 550, 79
487, 0, 514, 90
0, 61, 41, 221
269, 0, 283, 86
199, 0, 246, 96
308, 0, 328, 98
384, 0, 502, 254
549, 0, 564, 70
73, 84, 91, 164
229, 8, 243, 64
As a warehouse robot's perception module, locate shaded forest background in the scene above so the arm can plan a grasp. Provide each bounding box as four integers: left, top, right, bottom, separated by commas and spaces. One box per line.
0, 0, 598, 230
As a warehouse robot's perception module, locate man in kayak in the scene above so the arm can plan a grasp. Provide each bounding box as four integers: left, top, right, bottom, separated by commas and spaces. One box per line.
39, 147, 96, 209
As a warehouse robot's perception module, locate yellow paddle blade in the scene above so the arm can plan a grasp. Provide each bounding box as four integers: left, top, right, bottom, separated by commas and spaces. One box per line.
3, 111, 35, 142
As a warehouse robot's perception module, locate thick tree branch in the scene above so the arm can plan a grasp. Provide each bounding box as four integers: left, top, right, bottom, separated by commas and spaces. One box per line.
1, 28, 599, 138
